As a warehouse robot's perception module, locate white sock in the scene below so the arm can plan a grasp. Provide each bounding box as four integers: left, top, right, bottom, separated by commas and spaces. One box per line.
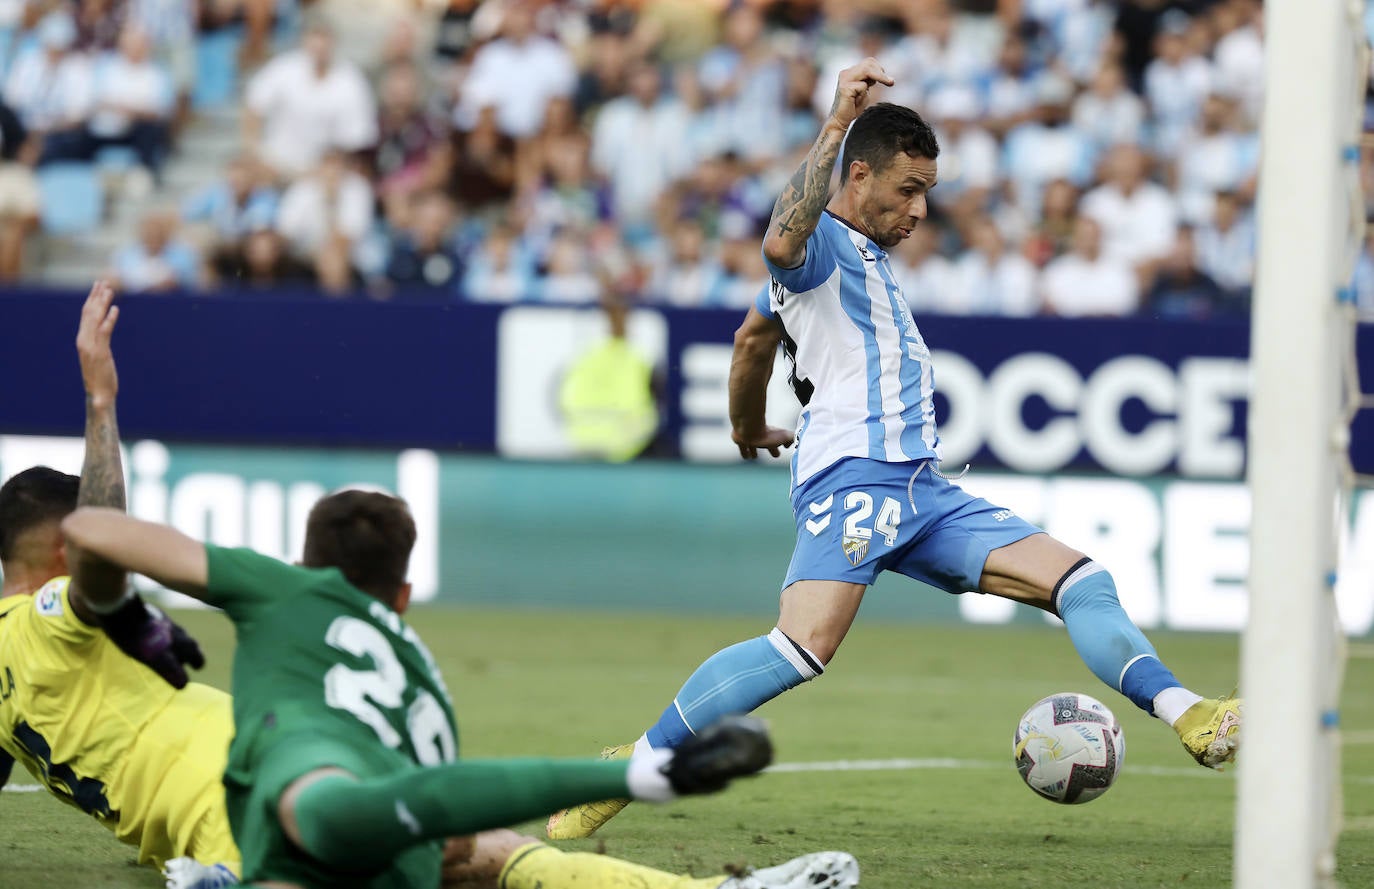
633, 734, 655, 757
625, 748, 675, 802
1153, 687, 1204, 726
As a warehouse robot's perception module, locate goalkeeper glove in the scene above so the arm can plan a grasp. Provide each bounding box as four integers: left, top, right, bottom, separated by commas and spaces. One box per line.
100, 594, 206, 689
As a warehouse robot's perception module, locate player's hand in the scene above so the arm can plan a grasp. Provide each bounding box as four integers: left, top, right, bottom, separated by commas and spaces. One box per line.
732, 425, 795, 460
826, 57, 894, 131
76, 280, 120, 409
662, 714, 773, 795
100, 594, 206, 689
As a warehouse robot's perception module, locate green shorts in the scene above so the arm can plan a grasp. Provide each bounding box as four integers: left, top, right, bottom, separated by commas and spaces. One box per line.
225, 729, 441, 889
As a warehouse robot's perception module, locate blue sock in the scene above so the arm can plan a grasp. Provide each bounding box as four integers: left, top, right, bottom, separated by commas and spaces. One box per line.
1054, 559, 1182, 714
644, 628, 822, 749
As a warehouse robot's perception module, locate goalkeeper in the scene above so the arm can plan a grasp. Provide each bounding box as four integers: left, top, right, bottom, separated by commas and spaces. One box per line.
0, 281, 236, 879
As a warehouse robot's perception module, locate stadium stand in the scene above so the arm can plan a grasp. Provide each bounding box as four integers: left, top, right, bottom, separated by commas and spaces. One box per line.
0, 0, 1334, 316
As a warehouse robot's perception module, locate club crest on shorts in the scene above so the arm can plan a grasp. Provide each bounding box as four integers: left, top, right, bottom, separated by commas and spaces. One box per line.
842, 535, 869, 566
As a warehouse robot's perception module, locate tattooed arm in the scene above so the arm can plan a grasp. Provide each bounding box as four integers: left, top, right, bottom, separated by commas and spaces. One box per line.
762, 57, 893, 270
67, 281, 129, 619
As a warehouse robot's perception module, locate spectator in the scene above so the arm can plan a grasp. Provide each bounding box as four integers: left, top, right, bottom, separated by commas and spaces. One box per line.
3, 12, 93, 163
1143, 10, 1212, 159
243, 21, 378, 179
698, 3, 788, 163
456, 0, 576, 141
927, 85, 998, 223
1049, 0, 1115, 85
1146, 226, 1227, 319
370, 60, 448, 204
85, 25, 173, 180
647, 215, 722, 307
1174, 93, 1259, 224
1041, 216, 1138, 317
1071, 62, 1145, 152
1023, 177, 1080, 267
709, 226, 769, 309
444, 103, 518, 217
181, 153, 280, 252
211, 229, 313, 292
1080, 143, 1177, 279
521, 94, 589, 199
891, 221, 954, 315
981, 28, 1038, 138
384, 190, 464, 298
275, 150, 374, 295
1211, 0, 1263, 125
1193, 189, 1255, 298
124, 0, 197, 129
947, 215, 1039, 316
519, 136, 606, 261
462, 222, 535, 303
1002, 72, 1096, 217
539, 229, 601, 303
0, 100, 39, 282
590, 57, 691, 233
108, 207, 201, 293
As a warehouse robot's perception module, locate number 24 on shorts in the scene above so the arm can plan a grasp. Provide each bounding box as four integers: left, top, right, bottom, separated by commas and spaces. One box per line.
842, 492, 903, 546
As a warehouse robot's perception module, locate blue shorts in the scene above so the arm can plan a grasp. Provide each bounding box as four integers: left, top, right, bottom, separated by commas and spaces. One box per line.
784, 457, 1043, 593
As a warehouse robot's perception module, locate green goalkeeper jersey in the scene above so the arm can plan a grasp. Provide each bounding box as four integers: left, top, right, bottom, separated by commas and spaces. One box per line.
203, 545, 459, 887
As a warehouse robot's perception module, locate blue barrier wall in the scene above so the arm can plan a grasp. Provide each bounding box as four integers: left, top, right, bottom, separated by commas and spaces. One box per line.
3, 288, 1371, 476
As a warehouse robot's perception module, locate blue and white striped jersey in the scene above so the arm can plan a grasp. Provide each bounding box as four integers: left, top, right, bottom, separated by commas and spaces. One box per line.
759, 211, 941, 488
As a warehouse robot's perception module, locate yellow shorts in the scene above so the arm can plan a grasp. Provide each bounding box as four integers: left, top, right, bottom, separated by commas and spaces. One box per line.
113, 683, 241, 875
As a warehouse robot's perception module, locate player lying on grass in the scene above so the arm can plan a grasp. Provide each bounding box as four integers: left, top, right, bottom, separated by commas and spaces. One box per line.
0, 281, 238, 881
61, 488, 859, 889
549, 58, 1242, 840
3, 282, 855, 889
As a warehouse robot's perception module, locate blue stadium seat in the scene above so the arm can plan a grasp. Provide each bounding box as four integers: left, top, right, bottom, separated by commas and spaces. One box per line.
37, 163, 103, 235
193, 27, 243, 110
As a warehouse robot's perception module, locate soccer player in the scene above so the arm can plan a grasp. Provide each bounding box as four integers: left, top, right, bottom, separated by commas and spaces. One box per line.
60, 489, 862, 889
548, 58, 1243, 840
0, 281, 238, 882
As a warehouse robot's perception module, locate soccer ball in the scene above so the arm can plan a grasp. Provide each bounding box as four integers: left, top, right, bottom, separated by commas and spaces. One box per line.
1013, 692, 1125, 804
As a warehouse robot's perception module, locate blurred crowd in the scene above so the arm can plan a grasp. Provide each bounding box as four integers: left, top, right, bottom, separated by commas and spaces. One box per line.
0, 0, 1367, 318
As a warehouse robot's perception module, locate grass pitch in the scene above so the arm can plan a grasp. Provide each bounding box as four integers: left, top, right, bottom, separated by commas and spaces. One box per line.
5, 607, 1374, 888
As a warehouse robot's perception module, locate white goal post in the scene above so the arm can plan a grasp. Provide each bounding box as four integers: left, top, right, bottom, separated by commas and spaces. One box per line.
1237, 1, 1367, 887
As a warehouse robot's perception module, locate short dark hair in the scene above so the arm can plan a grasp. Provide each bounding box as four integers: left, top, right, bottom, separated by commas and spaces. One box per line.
302, 490, 416, 604
840, 103, 940, 184
0, 467, 80, 563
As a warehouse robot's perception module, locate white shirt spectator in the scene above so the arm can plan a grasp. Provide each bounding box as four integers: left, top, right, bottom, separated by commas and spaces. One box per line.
1071, 85, 1145, 151
457, 34, 575, 139
246, 49, 378, 177
1003, 122, 1095, 215
1174, 130, 1259, 224
275, 169, 374, 256
946, 250, 1039, 316
1041, 251, 1137, 316
1213, 24, 1264, 123
1053, 1, 1114, 83
591, 97, 692, 227
1144, 54, 1212, 157
1081, 181, 1177, 265
1194, 208, 1256, 293
88, 52, 173, 138
3, 47, 93, 131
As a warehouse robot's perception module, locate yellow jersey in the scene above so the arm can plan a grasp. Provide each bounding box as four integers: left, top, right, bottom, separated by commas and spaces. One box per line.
0, 577, 239, 870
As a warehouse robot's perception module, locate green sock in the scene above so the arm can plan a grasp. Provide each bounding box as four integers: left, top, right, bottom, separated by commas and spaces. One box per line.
292, 758, 631, 871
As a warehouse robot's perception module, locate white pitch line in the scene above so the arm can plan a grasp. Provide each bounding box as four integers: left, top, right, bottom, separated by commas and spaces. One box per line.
3, 783, 42, 793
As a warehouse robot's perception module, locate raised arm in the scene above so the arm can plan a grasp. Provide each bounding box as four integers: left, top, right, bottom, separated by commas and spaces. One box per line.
761, 58, 893, 270
729, 305, 793, 460
61, 509, 209, 600
66, 281, 129, 617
